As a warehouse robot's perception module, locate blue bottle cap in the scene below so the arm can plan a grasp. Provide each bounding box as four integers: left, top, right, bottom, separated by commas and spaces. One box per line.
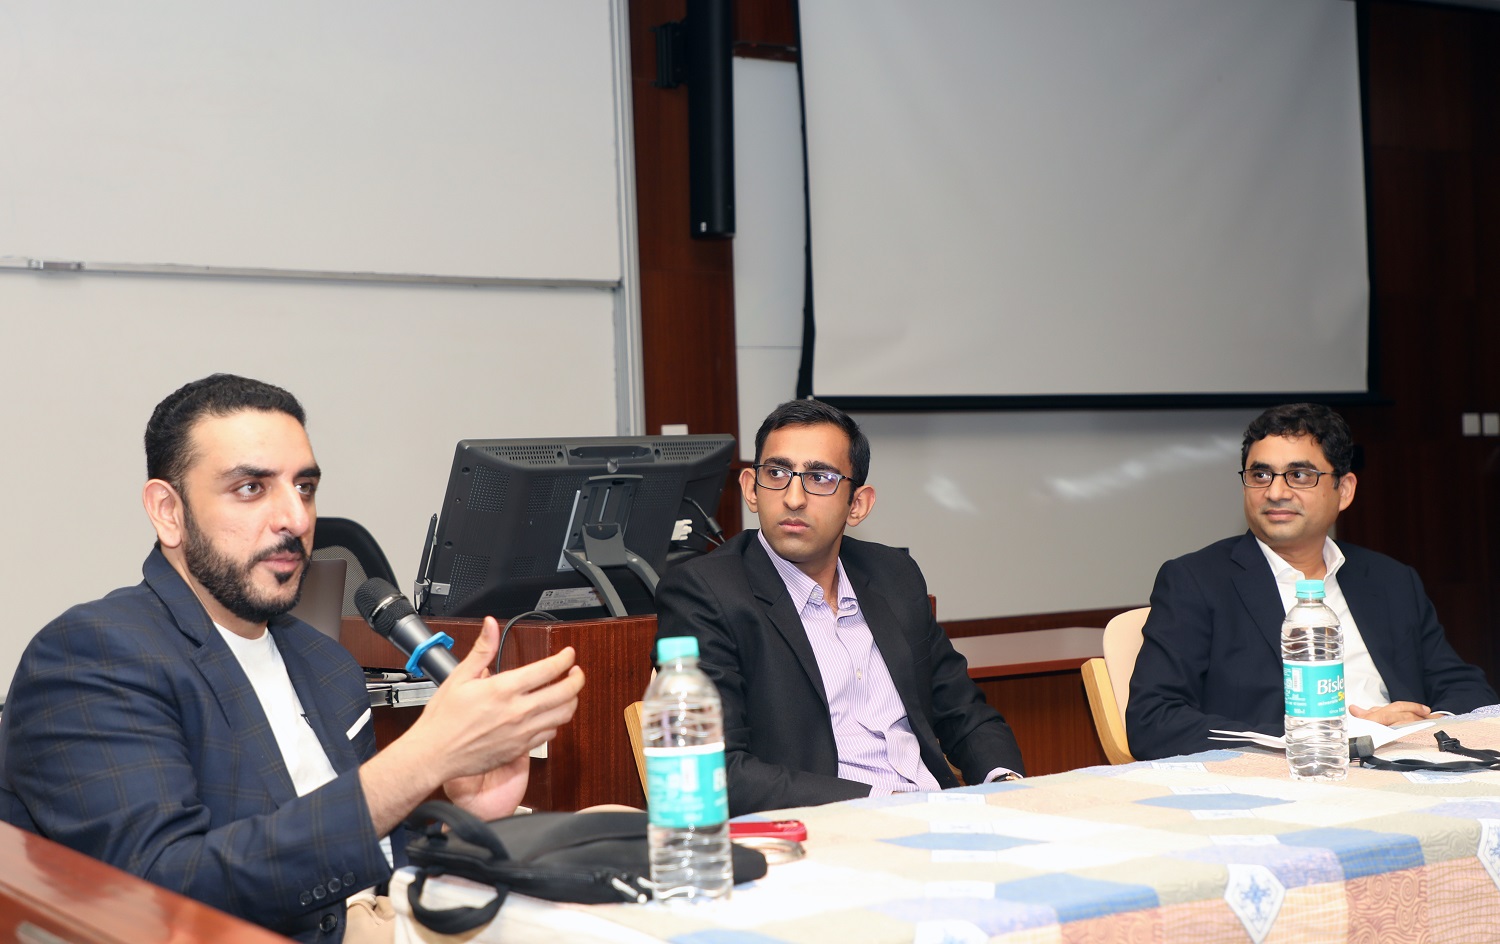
1294, 579, 1325, 599
657, 636, 700, 664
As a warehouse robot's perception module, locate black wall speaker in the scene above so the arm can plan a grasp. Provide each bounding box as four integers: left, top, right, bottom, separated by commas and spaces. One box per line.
656, 0, 735, 239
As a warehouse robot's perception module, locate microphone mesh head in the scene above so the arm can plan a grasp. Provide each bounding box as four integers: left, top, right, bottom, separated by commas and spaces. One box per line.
354, 577, 414, 639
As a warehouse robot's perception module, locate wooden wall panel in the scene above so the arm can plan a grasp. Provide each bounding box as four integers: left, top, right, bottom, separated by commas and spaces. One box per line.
973, 673, 1109, 777
1368, 149, 1477, 301
1365, 1, 1475, 152
632, 0, 743, 534
1341, 1, 1500, 680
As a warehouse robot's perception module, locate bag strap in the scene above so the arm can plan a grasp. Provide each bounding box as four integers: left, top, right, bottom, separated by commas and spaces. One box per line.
409, 800, 509, 857
1354, 729, 1500, 773
405, 801, 511, 934
408, 867, 506, 934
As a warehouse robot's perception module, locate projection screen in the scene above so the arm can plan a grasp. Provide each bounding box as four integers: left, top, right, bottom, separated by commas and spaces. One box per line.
798, 0, 1371, 407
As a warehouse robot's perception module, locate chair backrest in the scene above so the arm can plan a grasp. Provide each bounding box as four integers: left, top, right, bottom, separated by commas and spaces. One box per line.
1079, 606, 1150, 765
1103, 606, 1150, 719
623, 701, 647, 794
1081, 658, 1133, 765
311, 516, 399, 617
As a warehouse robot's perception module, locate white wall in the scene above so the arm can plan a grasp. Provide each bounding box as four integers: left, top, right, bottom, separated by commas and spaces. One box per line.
0, 1, 636, 694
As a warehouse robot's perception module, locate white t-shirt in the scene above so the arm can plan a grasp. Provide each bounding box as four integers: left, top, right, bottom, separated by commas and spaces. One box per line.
215, 623, 394, 872
215, 624, 340, 795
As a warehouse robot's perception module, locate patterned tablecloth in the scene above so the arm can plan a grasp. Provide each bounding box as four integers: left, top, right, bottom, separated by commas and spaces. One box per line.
395, 708, 1500, 944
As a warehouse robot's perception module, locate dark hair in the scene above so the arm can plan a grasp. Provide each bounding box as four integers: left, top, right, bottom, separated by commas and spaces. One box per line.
145, 374, 306, 488
1241, 403, 1354, 477
753, 399, 871, 491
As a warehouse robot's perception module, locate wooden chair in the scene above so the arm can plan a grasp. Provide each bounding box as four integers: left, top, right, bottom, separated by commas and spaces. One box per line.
624, 701, 647, 793
1080, 606, 1150, 765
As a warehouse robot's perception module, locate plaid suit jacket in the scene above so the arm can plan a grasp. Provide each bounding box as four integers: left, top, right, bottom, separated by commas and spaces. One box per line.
0, 547, 391, 943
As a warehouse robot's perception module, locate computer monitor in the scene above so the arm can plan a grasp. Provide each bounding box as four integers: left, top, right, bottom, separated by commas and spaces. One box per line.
417, 434, 736, 620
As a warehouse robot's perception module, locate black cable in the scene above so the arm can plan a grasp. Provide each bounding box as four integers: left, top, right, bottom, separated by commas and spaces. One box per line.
496, 610, 561, 672
695, 528, 724, 548
678, 526, 722, 551
684, 496, 725, 546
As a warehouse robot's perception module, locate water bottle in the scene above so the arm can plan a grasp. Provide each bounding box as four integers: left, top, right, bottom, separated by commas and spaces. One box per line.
1282, 578, 1347, 781
643, 636, 732, 902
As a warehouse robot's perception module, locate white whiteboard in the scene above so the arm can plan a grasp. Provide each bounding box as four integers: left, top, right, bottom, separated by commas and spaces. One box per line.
0, 0, 623, 280
0, 0, 635, 695
0, 275, 620, 692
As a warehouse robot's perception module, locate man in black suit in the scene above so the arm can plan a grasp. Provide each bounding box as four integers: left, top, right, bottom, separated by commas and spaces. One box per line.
1126, 403, 1495, 761
655, 400, 1023, 816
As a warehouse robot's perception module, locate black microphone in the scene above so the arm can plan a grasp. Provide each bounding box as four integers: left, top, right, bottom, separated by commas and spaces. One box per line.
354, 577, 461, 683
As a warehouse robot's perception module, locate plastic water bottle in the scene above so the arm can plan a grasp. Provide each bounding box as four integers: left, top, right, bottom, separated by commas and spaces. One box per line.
1282, 578, 1347, 781
643, 636, 732, 902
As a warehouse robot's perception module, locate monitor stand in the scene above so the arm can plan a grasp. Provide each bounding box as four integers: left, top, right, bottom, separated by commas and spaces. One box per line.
560, 474, 661, 618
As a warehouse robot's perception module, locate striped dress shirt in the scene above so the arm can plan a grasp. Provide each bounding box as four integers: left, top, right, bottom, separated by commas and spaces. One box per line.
758, 532, 942, 796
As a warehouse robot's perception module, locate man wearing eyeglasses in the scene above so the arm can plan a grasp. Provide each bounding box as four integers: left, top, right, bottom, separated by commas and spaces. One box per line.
1126, 402, 1495, 761
655, 399, 1024, 815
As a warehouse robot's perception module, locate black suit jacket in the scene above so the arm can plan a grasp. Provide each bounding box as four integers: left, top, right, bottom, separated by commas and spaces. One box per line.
1126, 532, 1497, 761
655, 531, 1024, 816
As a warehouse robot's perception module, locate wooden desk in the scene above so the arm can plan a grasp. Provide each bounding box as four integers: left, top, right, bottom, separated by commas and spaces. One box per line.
953, 627, 1109, 775
0, 821, 283, 943
341, 618, 1110, 806
341, 614, 654, 811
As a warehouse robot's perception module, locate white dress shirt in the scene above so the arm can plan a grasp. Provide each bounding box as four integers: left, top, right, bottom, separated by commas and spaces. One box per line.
1255, 536, 1390, 710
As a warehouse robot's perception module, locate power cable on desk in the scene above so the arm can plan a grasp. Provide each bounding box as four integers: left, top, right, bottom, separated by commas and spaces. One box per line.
496, 610, 562, 671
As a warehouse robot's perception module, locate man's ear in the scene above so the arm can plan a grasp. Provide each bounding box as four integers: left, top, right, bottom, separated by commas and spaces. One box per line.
1336, 470, 1357, 513
143, 479, 187, 549
846, 484, 875, 528
739, 466, 759, 514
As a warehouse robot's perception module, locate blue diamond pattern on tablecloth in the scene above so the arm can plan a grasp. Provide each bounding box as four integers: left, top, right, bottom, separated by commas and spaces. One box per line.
1423, 799, 1500, 820
872, 897, 1057, 936
1137, 793, 1293, 811
670, 931, 798, 944
1277, 827, 1424, 879
1173, 841, 1343, 888
1166, 749, 1246, 762
992, 874, 1159, 923
882, 832, 1039, 852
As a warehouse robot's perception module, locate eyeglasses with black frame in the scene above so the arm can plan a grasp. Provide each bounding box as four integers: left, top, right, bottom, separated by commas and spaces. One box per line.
1238, 468, 1335, 489
753, 464, 848, 496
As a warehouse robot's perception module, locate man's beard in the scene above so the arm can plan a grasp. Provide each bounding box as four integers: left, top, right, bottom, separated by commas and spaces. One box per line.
182, 504, 307, 625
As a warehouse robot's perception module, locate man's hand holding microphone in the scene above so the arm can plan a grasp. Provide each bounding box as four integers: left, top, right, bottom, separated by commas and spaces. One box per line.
353, 579, 585, 833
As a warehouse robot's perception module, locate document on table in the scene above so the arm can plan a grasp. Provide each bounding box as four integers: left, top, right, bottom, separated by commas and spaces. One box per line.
1208, 717, 1435, 751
